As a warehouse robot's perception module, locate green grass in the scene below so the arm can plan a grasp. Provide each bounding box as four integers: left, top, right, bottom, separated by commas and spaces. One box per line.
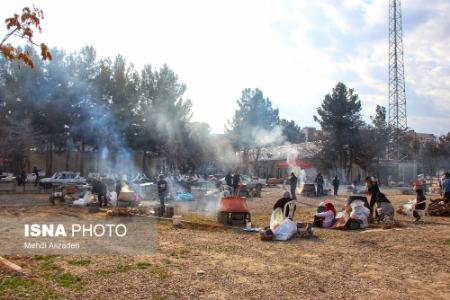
136, 262, 152, 269
0, 276, 60, 299
53, 273, 84, 291
34, 261, 63, 273
67, 259, 91, 266
32, 254, 61, 261
30, 257, 86, 291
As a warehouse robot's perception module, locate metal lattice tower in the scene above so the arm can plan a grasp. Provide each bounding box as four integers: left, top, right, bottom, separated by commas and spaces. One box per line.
388, 0, 407, 160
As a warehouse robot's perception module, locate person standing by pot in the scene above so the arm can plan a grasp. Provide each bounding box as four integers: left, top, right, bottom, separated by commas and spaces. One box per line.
225, 172, 232, 188
332, 176, 340, 196
413, 181, 427, 222
315, 173, 324, 196
157, 174, 168, 210
289, 172, 298, 200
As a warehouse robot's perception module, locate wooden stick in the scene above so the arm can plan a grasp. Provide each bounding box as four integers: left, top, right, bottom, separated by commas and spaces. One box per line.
0, 256, 27, 275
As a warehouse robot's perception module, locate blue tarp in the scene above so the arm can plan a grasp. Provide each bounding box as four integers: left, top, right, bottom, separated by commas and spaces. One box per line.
175, 192, 193, 201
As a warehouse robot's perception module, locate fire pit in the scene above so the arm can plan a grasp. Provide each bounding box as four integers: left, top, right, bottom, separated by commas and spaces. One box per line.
217, 196, 251, 227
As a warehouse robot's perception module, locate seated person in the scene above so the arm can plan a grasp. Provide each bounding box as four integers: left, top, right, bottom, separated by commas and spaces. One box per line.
273, 191, 294, 219
413, 182, 426, 222
349, 200, 370, 228
313, 202, 336, 228
375, 192, 394, 222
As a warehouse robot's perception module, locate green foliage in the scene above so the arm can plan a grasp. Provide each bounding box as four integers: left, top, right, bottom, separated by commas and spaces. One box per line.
280, 119, 305, 144
314, 82, 363, 175
227, 88, 281, 150
314, 82, 362, 140
0, 45, 199, 175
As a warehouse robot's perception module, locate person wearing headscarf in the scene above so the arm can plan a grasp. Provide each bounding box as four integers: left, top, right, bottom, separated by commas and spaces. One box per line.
273, 191, 294, 218
413, 181, 426, 222
365, 176, 380, 218
313, 201, 336, 228
375, 192, 394, 222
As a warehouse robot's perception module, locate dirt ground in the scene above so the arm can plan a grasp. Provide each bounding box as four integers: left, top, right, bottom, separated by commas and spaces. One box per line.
1, 187, 449, 299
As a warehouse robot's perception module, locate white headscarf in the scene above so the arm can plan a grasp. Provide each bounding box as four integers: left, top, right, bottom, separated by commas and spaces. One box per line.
282, 191, 290, 199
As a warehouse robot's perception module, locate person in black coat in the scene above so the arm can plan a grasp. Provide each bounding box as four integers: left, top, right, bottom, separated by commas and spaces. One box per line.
157, 174, 168, 207
92, 177, 107, 207
332, 176, 340, 196
289, 172, 298, 200
225, 172, 232, 187
315, 173, 324, 196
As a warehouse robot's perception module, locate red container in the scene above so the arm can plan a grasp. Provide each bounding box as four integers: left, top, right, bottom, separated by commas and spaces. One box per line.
218, 196, 249, 213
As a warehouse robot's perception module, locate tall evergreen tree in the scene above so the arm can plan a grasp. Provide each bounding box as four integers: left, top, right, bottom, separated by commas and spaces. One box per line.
280, 119, 305, 144
314, 82, 363, 180
227, 88, 281, 171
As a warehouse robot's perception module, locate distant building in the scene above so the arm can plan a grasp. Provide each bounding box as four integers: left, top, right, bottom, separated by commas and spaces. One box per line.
302, 127, 322, 142
244, 141, 364, 184
408, 130, 437, 146
415, 132, 436, 144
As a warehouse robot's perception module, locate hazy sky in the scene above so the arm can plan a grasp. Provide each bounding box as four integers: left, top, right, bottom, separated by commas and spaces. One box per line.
2, 0, 450, 135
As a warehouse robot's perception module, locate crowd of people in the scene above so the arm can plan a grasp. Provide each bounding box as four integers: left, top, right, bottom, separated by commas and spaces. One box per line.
271, 171, 450, 230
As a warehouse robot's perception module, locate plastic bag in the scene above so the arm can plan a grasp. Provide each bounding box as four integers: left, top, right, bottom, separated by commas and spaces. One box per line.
73, 194, 88, 206
402, 200, 414, 216
350, 200, 370, 228
270, 208, 284, 231
274, 218, 297, 241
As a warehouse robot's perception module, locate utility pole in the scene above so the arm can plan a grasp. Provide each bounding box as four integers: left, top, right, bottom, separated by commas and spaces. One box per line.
388, 0, 407, 161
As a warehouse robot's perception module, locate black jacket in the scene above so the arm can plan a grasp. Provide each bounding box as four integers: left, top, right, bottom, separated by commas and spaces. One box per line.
157, 179, 168, 194
289, 175, 298, 187
332, 178, 340, 187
